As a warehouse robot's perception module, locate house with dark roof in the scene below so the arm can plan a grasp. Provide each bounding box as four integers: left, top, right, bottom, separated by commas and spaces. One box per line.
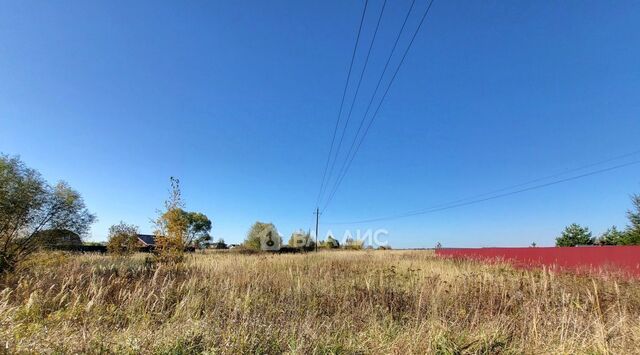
137, 234, 156, 247
34, 229, 83, 249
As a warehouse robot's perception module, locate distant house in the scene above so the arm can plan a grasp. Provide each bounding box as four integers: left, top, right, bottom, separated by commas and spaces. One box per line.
135, 234, 201, 253
210, 241, 228, 249
34, 229, 83, 249
137, 234, 156, 248
33, 229, 107, 253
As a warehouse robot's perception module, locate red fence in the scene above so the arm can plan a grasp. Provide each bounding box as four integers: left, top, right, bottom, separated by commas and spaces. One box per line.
435, 246, 640, 277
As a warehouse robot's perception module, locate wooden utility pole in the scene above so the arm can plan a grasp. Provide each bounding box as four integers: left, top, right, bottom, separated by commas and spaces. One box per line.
314, 207, 320, 252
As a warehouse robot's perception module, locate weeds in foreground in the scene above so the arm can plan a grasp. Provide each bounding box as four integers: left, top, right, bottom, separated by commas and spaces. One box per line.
1, 251, 639, 354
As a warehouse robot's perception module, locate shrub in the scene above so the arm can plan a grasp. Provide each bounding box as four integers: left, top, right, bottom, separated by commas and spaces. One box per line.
229, 245, 259, 255
106, 222, 139, 255
343, 238, 364, 250
319, 236, 340, 249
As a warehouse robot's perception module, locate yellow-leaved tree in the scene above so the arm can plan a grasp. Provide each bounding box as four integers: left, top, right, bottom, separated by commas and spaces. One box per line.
153, 177, 189, 263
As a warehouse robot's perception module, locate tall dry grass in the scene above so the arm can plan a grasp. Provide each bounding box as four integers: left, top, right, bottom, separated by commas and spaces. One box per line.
1, 250, 639, 354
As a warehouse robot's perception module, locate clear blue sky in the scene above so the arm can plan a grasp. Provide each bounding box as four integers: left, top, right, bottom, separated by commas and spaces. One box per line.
1, 0, 639, 248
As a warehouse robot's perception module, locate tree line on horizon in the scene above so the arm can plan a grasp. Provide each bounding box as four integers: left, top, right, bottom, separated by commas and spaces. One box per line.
241, 222, 370, 251
3, 153, 638, 273
555, 194, 640, 247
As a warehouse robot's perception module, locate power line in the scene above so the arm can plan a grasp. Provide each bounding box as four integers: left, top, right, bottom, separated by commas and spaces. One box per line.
323, 0, 418, 211
353, 148, 640, 219
320, 0, 388, 206
316, 0, 370, 207
323, 0, 437, 212
326, 158, 640, 225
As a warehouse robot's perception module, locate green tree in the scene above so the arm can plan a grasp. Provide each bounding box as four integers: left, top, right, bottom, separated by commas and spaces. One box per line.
244, 221, 281, 250
555, 223, 594, 247
157, 208, 212, 248
107, 222, 139, 255
623, 194, 640, 245
184, 211, 212, 246
597, 226, 625, 245
0, 155, 96, 272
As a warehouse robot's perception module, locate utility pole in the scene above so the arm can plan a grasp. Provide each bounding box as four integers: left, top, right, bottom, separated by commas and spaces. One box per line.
314, 207, 320, 252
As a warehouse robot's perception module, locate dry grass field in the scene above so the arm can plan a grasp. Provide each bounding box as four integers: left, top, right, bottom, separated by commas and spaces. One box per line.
1, 250, 639, 354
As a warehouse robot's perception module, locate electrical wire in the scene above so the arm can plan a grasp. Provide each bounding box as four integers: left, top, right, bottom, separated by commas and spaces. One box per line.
326, 158, 640, 225
320, 0, 388, 206
323, 0, 437, 212
316, 0, 370, 207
